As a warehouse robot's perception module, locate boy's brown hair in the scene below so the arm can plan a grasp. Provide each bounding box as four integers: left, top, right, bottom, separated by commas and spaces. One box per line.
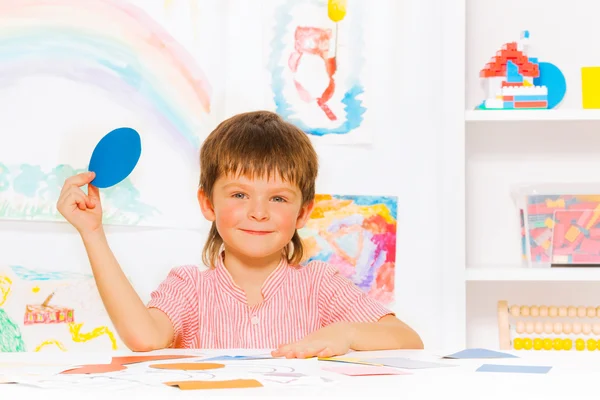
199, 110, 318, 268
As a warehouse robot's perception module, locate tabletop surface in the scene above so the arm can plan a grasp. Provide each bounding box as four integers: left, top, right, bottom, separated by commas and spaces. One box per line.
1, 348, 598, 399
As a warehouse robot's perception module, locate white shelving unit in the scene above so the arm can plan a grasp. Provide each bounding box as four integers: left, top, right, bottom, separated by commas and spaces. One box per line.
440, 0, 600, 351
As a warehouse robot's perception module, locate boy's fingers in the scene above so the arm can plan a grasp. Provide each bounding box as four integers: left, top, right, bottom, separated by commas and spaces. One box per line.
87, 184, 101, 204
61, 172, 95, 195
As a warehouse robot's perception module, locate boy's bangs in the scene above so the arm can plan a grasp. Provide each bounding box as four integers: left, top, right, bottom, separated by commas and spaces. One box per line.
217, 150, 302, 188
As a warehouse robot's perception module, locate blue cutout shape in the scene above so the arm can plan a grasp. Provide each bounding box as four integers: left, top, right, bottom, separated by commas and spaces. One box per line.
476, 364, 551, 374
533, 62, 566, 109
444, 348, 518, 359
89, 127, 141, 188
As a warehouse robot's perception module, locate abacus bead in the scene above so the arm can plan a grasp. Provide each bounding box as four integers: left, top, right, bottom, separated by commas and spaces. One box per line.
544, 322, 553, 334
552, 338, 563, 350
588, 339, 597, 351
578, 306, 587, 318
564, 323, 572, 334
535, 322, 544, 334
558, 306, 567, 317
549, 306, 558, 317
521, 306, 530, 317
588, 307, 596, 318
514, 338, 523, 350
523, 338, 533, 350
568, 306, 577, 318
553, 322, 562, 334
543, 338, 553, 350
531, 306, 540, 317
510, 306, 520, 317
583, 323, 592, 335
533, 338, 543, 350
576, 338, 585, 351
563, 338, 573, 351
540, 306, 549, 317
526, 322, 534, 333
593, 323, 600, 335
573, 323, 582, 334
516, 321, 525, 333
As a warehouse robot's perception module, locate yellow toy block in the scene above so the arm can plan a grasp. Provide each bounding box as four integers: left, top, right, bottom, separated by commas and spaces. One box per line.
581, 67, 600, 109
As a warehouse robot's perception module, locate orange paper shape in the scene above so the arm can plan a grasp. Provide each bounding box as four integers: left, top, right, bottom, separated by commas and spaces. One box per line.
150, 362, 225, 371
164, 379, 263, 390
62, 364, 127, 374
113, 355, 197, 365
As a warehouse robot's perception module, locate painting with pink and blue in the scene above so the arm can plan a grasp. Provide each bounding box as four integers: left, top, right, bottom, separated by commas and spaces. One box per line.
299, 194, 397, 306
0, 0, 225, 229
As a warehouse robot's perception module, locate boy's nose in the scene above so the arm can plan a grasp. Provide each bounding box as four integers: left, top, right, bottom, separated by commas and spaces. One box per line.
248, 201, 269, 221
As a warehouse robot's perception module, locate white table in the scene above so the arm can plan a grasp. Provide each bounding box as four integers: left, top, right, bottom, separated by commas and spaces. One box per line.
1, 349, 598, 399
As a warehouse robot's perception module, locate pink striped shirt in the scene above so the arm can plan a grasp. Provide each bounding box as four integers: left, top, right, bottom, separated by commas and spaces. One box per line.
147, 256, 393, 349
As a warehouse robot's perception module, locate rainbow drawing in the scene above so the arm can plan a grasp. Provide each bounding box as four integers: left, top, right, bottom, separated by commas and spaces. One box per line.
0, 0, 212, 151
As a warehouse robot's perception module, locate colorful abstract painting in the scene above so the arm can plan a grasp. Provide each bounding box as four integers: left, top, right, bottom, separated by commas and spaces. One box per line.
0, 265, 125, 352
299, 194, 397, 305
0, 0, 225, 229
265, 0, 372, 144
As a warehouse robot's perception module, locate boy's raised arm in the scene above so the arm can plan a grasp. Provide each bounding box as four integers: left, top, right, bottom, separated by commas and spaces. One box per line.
57, 172, 173, 351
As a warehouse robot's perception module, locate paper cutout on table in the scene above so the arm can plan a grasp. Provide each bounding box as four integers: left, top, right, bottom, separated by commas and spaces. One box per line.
61, 364, 127, 374
113, 355, 198, 365
362, 357, 454, 369
149, 362, 225, 371
164, 379, 263, 390
444, 348, 518, 359
89, 127, 142, 189
322, 365, 409, 376
476, 364, 552, 374
318, 356, 382, 366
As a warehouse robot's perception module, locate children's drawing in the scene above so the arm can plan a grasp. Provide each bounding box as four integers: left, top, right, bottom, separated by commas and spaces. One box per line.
0, 265, 126, 352
266, 0, 371, 144
299, 194, 397, 306
477, 31, 566, 110
0, 0, 225, 229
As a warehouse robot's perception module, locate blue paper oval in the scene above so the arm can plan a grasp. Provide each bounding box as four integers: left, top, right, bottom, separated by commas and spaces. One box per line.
89, 127, 141, 188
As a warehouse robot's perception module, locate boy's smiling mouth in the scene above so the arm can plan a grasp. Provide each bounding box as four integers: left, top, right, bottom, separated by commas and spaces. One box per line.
239, 229, 274, 235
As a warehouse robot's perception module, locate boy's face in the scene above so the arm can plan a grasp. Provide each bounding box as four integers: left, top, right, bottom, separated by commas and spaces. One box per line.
198, 173, 313, 264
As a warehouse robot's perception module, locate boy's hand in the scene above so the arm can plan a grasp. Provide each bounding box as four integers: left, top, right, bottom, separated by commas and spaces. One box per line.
56, 172, 103, 235
271, 322, 354, 359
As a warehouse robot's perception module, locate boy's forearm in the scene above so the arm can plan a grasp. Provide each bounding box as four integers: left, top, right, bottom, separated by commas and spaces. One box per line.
80, 229, 164, 351
347, 320, 424, 351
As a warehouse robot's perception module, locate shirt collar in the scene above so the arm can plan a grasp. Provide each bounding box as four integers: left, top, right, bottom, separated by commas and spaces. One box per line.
213, 246, 289, 304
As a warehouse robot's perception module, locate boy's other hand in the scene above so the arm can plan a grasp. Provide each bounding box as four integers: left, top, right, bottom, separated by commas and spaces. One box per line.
56, 172, 103, 235
271, 322, 353, 359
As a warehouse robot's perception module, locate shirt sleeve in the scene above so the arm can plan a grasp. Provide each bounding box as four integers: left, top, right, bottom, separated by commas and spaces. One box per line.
146, 265, 199, 348
315, 262, 394, 326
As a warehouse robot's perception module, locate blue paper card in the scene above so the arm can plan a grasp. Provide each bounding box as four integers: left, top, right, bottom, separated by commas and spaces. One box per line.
476, 364, 551, 374
444, 348, 518, 359
89, 127, 141, 188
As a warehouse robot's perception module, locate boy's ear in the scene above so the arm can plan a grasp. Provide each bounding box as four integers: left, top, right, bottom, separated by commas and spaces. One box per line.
295, 200, 314, 229
197, 188, 216, 221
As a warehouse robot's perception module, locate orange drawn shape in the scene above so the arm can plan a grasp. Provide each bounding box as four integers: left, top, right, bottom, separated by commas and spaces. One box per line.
164, 379, 263, 390
150, 362, 225, 371
113, 355, 197, 365
62, 364, 126, 374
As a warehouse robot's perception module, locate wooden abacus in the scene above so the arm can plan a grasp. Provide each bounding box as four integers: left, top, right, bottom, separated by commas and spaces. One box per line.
498, 300, 600, 351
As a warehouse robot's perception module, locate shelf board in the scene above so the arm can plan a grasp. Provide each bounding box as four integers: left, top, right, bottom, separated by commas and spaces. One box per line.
465, 109, 600, 122
465, 267, 600, 282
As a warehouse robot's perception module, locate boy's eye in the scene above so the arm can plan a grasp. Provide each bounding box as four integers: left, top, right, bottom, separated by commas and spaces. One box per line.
232, 193, 246, 199
272, 196, 286, 203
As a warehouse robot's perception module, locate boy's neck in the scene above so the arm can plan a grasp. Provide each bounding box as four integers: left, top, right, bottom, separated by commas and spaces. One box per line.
221, 248, 283, 290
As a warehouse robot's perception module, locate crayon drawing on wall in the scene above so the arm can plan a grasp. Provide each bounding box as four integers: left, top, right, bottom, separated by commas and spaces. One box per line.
299, 194, 397, 306
0, 265, 125, 352
265, 0, 372, 144
0, 0, 226, 229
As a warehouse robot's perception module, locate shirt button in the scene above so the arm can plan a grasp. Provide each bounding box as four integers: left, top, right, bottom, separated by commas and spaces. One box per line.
251, 316, 259, 325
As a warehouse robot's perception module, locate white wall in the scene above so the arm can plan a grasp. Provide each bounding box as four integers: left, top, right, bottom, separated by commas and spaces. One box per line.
0, 0, 449, 350
466, 0, 600, 348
